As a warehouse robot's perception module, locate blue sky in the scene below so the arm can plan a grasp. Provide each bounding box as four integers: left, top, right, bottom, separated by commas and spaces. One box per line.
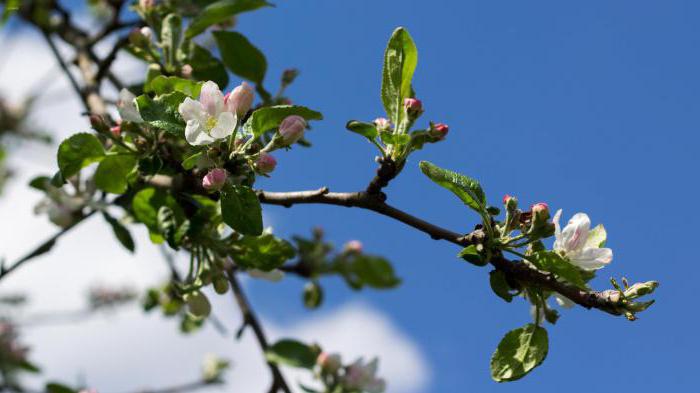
3, 0, 698, 391
242, 0, 697, 391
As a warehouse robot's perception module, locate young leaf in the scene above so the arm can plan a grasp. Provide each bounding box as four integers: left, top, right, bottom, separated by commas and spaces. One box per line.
266, 339, 318, 369
221, 184, 263, 236
528, 251, 586, 288
490, 324, 549, 382
489, 270, 513, 302
57, 133, 105, 178
419, 161, 487, 214
189, 44, 229, 87
145, 76, 202, 97
132, 188, 185, 243
345, 120, 378, 140
243, 105, 322, 138
102, 212, 135, 252
45, 383, 77, 393
161, 14, 182, 69
458, 244, 487, 266
379, 132, 411, 146
214, 31, 267, 84
135, 92, 187, 135
232, 233, 296, 271
185, 0, 273, 39
303, 281, 323, 309
181, 151, 204, 170
94, 154, 137, 194
381, 27, 418, 125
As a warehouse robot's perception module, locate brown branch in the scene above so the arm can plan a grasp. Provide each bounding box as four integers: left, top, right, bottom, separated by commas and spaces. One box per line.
226, 270, 292, 393
0, 210, 98, 283
258, 188, 622, 316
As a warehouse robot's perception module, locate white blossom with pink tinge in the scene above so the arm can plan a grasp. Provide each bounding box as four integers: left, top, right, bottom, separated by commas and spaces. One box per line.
553, 209, 612, 271
342, 357, 386, 393
178, 81, 237, 146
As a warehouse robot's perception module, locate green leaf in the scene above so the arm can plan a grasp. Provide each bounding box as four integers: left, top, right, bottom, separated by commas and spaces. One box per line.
186, 0, 273, 39
303, 281, 323, 309
45, 383, 77, 393
181, 151, 204, 170
132, 187, 185, 243
457, 244, 487, 266
221, 184, 263, 236
29, 175, 52, 192
345, 120, 378, 140
490, 324, 549, 382
232, 233, 295, 271
528, 251, 586, 288
243, 105, 322, 138
266, 339, 317, 369
214, 31, 267, 84
161, 14, 182, 69
381, 27, 418, 125
102, 212, 135, 252
57, 133, 105, 178
344, 255, 401, 289
135, 92, 187, 135
145, 76, 202, 97
419, 161, 487, 214
379, 132, 411, 146
1, 0, 20, 24
489, 270, 513, 302
94, 154, 137, 194
585, 224, 607, 248
189, 44, 229, 87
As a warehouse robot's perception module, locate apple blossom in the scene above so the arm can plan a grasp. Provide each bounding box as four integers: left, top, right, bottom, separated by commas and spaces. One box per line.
342, 358, 386, 393
344, 240, 363, 253
374, 117, 391, 132
404, 97, 423, 117
224, 81, 254, 117
179, 81, 237, 146
254, 152, 277, 174
553, 209, 613, 270
117, 89, 143, 123
278, 115, 306, 145
202, 168, 227, 191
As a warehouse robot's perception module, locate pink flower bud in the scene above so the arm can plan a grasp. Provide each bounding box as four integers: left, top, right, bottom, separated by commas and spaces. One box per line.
181, 64, 193, 78
344, 240, 363, 254
531, 203, 550, 221
404, 97, 423, 116
255, 153, 277, 174
110, 125, 121, 138
374, 117, 391, 132
281, 68, 299, 85
202, 168, 227, 191
430, 123, 449, 139
503, 194, 513, 205
224, 82, 254, 117
278, 115, 306, 145
317, 352, 342, 373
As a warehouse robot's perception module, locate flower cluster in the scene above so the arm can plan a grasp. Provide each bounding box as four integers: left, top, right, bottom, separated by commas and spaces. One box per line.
315, 351, 386, 393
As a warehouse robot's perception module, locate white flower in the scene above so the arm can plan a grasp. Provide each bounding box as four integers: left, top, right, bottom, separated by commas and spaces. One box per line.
342, 357, 386, 393
117, 89, 144, 123
553, 209, 612, 270
178, 81, 237, 146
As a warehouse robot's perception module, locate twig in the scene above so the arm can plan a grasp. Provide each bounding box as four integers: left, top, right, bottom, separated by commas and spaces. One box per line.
39, 30, 89, 112
258, 188, 623, 315
226, 270, 291, 393
0, 211, 97, 283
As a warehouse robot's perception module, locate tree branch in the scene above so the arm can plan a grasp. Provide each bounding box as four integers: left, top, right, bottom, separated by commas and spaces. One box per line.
226, 270, 292, 393
258, 188, 622, 316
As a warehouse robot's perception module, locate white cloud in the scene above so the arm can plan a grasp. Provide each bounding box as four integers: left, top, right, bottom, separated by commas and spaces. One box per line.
0, 30, 431, 393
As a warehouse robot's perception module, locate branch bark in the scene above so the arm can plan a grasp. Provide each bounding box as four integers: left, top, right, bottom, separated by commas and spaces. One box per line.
258, 188, 622, 316
226, 270, 292, 393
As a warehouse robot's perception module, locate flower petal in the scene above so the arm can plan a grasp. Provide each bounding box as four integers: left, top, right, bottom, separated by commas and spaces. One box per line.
199, 81, 224, 117
117, 88, 143, 123
209, 111, 237, 139
560, 212, 590, 252
552, 209, 564, 251
178, 97, 205, 123
570, 247, 612, 270
185, 120, 215, 146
